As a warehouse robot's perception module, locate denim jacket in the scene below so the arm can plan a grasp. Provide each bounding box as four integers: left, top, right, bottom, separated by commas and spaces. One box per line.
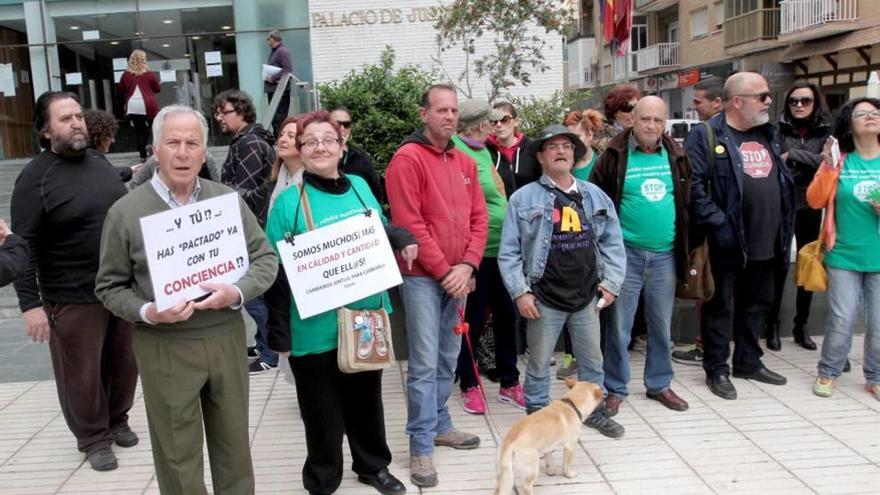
497, 175, 627, 301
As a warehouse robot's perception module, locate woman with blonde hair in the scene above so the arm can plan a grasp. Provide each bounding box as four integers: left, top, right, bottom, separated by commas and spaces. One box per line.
118, 49, 161, 160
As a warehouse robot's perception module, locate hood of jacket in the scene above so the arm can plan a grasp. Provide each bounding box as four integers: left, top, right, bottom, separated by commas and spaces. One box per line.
400, 129, 456, 154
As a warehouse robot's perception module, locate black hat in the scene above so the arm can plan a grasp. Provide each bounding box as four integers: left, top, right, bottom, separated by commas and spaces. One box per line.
528, 124, 588, 163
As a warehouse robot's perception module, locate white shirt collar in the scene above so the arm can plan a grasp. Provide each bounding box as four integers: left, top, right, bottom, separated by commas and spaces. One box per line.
150, 171, 201, 208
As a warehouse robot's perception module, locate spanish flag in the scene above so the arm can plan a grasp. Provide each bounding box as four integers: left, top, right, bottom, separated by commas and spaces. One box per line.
601, 0, 633, 55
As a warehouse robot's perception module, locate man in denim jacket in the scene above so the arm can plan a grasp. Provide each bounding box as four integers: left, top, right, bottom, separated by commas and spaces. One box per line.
498, 125, 627, 438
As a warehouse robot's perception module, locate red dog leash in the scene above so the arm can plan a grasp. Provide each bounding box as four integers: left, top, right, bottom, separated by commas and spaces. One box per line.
453, 300, 491, 414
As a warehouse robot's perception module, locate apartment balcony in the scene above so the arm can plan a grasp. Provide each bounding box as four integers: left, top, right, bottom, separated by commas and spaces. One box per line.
724, 8, 781, 54
569, 65, 598, 90
780, 0, 859, 42
634, 0, 679, 12
636, 43, 680, 72
612, 53, 638, 82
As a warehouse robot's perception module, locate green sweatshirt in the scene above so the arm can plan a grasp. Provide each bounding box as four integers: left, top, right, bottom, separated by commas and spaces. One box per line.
452, 135, 507, 257
95, 179, 278, 338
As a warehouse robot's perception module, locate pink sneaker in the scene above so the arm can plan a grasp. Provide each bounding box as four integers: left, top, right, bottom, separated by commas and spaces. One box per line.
461, 387, 486, 415
498, 383, 526, 410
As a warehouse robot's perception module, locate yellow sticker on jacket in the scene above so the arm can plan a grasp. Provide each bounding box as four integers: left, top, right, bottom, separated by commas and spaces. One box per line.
714, 145, 726, 155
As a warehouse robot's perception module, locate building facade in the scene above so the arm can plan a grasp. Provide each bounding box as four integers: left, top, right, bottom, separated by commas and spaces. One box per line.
569, 0, 880, 119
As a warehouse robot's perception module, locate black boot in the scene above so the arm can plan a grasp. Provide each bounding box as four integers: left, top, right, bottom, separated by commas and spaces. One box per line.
792, 324, 817, 350
765, 322, 781, 351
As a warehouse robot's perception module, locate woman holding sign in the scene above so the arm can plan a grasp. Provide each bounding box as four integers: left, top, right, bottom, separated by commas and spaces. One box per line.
264, 110, 415, 495
808, 98, 880, 400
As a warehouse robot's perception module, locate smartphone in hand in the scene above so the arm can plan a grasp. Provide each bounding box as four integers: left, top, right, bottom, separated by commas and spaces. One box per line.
830, 136, 841, 169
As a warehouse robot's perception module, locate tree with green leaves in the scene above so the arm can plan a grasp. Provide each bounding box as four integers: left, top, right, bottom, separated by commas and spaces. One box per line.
318, 47, 435, 175
434, 0, 573, 102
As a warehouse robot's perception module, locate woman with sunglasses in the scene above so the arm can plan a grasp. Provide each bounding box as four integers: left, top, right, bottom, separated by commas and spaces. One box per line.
330, 106, 384, 203
594, 84, 641, 153
486, 101, 541, 191
808, 98, 880, 400
265, 110, 416, 495
764, 81, 832, 351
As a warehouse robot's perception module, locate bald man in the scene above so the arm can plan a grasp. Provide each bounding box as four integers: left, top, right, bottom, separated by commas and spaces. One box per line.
683, 72, 795, 400
590, 96, 692, 415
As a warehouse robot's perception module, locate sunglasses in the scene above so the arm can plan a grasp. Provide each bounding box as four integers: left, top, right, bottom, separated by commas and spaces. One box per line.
737, 92, 772, 103
335, 120, 352, 129
490, 115, 514, 125
788, 97, 814, 107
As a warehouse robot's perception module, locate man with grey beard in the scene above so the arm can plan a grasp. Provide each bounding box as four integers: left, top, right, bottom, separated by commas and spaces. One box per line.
11, 91, 138, 471
684, 72, 795, 400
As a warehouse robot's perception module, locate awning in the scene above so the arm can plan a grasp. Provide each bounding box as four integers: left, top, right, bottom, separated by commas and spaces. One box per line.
782, 25, 880, 61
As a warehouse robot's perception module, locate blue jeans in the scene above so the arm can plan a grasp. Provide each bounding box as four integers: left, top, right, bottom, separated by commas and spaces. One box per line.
524, 298, 604, 409
245, 296, 277, 366
604, 246, 676, 397
401, 276, 464, 456
818, 267, 880, 383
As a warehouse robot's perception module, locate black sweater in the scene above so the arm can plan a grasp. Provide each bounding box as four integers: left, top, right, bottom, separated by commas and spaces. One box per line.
341, 143, 384, 203
11, 149, 128, 310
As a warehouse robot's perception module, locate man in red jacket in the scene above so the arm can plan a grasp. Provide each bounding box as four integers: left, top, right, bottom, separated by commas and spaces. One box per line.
385, 83, 488, 489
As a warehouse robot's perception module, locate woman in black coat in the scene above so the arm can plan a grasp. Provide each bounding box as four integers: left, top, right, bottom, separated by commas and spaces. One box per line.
766, 80, 832, 351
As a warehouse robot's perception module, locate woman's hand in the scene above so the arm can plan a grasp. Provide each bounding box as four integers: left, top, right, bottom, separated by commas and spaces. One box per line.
871, 200, 880, 217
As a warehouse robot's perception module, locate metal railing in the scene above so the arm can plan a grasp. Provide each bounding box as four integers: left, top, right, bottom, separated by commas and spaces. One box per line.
636, 43, 680, 72
569, 64, 597, 89
724, 8, 781, 47
613, 53, 637, 82
780, 0, 859, 34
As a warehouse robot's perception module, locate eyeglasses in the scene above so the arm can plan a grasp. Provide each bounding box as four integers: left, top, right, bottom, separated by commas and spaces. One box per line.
788, 97, 814, 107
490, 115, 514, 125
852, 109, 880, 120
543, 143, 575, 152
301, 136, 341, 151
214, 109, 237, 119
736, 92, 772, 103
335, 120, 352, 129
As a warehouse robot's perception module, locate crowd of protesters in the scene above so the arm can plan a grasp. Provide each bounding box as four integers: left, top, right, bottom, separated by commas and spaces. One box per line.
2, 66, 878, 495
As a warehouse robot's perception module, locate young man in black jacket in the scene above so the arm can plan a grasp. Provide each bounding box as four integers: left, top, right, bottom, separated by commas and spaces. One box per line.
330, 107, 384, 203
11, 91, 138, 471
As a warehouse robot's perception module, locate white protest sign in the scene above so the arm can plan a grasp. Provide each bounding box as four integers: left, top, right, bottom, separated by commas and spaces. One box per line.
277, 213, 402, 319
140, 192, 249, 311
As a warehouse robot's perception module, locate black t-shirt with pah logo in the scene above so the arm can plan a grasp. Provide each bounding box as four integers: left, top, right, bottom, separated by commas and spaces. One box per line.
532, 187, 598, 312
730, 128, 781, 261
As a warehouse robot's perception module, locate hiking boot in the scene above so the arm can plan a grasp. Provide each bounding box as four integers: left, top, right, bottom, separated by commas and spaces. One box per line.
409, 455, 437, 487
498, 383, 525, 410
813, 377, 834, 398
672, 345, 703, 366
556, 354, 577, 379
866, 383, 880, 402
111, 424, 139, 448
460, 387, 486, 415
434, 429, 480, 450
86, 447, 118, 471
584, 410, 625, 439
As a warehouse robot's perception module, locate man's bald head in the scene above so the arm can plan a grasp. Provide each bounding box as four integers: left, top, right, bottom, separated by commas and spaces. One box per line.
723, 72, 767, 102
723, 72, 772, 129
632, 95, 668, 150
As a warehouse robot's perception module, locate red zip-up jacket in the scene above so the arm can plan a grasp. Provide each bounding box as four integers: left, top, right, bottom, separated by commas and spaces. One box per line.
386, 130, 488, 281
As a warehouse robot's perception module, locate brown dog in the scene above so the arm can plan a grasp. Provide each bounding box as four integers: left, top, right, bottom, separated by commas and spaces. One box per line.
494, 379, 603, 495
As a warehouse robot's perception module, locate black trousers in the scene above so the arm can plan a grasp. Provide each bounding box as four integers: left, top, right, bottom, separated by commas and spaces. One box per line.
268, 88, 291, 139
458, 257, 519, 389
767, 209, 822, 329
289, 350, 391, 494
129, 115, 151, 160
701, 257, 776, 377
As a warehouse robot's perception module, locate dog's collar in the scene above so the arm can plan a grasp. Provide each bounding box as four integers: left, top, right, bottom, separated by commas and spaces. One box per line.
560, 397, 584, 421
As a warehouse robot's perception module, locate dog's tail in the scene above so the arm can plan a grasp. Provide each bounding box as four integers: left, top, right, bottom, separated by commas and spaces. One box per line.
494, 441, 515, 495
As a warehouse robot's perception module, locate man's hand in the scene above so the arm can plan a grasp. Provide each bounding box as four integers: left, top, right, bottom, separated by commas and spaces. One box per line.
146, 299, 196, 324
192, 282, 241, 311
400, 245, 418, 270
23, 307, 50, 343
780, 151, 790, 163
0, 218, 11, 244
130, 163, 144, 176
597, 287, 617, 310
441, 264, 473, 298
871, 200, 880, 217
515, 293, 540, 320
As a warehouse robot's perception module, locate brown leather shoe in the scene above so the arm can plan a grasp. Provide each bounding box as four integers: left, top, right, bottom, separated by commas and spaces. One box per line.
647, 388, 689, 411
604, 394, 623, 417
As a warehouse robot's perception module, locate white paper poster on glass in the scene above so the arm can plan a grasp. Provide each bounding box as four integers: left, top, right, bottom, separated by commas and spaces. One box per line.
140, 193, 249, 312
82, 30, 100, 40
0, 64, 15, 97
206, 64, 223, 78
276, 213, 403, 319
204, 51, 222, 65
65, 72, 83, 86
113, 71, 124, 83
113, 58, 128, 71
160, 70, 176, 83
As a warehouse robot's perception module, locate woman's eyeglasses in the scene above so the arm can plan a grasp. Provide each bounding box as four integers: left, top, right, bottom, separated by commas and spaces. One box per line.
853, 109, 880, 120
300, 137, 341, 151
335, 120, 352, 129
490, 115, 514, 125
788, 97, 814, 107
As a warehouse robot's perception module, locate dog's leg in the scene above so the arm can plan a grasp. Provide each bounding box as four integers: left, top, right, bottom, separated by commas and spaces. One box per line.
543, 451, 557, 476
563, 441, 577, 478
522, 466, 538, 495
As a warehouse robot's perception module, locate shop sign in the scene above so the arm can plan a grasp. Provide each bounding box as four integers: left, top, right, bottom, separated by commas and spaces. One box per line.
678, 69, 700, 87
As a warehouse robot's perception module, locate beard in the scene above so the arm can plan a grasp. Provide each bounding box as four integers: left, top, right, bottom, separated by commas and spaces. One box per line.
747, 109, 771, 127
52, 133, 90, 158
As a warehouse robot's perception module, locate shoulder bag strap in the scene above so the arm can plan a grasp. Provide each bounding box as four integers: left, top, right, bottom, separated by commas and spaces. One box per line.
704, 122, 716, 202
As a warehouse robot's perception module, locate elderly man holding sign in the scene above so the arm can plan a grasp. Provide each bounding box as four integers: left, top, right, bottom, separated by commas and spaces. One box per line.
265, 110, 416, 495
95, 105, 277, 495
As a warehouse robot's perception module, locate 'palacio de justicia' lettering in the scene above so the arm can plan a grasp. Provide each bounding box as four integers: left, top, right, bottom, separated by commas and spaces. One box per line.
310, 6, 451, 29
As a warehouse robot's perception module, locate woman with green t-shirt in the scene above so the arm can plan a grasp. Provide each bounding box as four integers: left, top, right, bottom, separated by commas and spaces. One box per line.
807, 98, 880, 401
264, 110, 415, 495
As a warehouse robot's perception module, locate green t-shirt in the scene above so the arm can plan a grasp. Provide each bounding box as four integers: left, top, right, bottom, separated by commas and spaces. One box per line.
265, 176, 392, 357
452, 135, 508, 257
618, 147, 676, 252
572, 152, 597, 181
825, 153, 880, 272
